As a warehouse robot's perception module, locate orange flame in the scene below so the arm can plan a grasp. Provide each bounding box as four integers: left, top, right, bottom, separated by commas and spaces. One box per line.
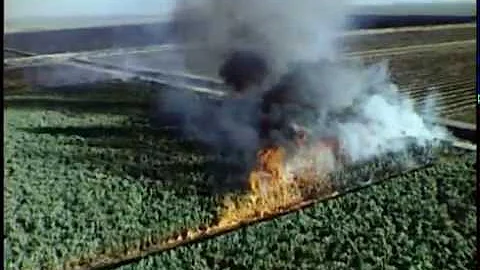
217, 139, 339, 226
248, 146, 287, 194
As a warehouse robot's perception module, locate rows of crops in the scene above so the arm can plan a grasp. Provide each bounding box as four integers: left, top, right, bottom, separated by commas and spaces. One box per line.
4, 24, 476, 269
4, 25, 475, 126
122, 151, 476, 270
61, 137, 467, 269
4, 82, 476, 269
448, 107, 477, 124
370, 44, 475, 121
343, 24, 475, 52
40, 40, 474, 124
57, 34, 476, 123
4, 85, 222, 269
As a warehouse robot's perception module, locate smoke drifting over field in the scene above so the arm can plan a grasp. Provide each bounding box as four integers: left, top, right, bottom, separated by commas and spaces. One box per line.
159, 0, 448, 174
173, 0, 349, 75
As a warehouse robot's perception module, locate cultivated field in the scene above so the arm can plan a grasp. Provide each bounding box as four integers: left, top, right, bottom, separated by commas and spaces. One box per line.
124, 152, 475, 270
20, 24, 469, 122
342, 23, 475, 52
4, 23, 477, 269
448, 107, 477, 124
4, 85, 221, 269
4, 84, 476, 269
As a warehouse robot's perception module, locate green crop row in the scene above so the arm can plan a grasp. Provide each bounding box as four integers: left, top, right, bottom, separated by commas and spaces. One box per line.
4, 85, 221, 269
122, 152, 476, 270
4, 83, 475, 269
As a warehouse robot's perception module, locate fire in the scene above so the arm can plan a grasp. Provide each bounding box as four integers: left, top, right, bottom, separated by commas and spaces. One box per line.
248, 146, 288, 194
217, 140, 338, 226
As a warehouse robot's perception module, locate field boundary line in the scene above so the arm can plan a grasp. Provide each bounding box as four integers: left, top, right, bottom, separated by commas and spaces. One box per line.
435, 117, 476, 131
4, 40, 475, 100
441, 104, 476, 117
410, 86, 473, 101
5, 38, 475, 70
435, 98, 475, 111
435, 116, 477, 144
401, 79, 475, 95
342, 22, 476, 36
346, 39, 475, 58
4, 47, 227, 97
4, 44, 185, 68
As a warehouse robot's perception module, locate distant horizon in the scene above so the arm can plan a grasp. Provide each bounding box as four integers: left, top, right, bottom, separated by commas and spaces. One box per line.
6, 0, 475, 19
5, 1, 475, 34
5, 15, 475, 35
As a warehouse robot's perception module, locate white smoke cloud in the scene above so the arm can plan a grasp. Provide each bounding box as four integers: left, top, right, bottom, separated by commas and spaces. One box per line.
174, 0, 352, 76
160, 0, 448, 175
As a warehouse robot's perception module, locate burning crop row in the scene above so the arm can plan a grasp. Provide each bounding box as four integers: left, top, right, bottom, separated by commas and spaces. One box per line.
41, 1, 467, 268
158, 0, 451, 231
63, 141, 468, 270
215, 139, 456, 226
124, 150, 476, 270
62, 1, 460, 268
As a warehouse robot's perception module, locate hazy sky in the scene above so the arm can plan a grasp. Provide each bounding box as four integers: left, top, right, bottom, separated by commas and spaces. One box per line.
6, 0, 176, 18
5, 0, 475, 19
